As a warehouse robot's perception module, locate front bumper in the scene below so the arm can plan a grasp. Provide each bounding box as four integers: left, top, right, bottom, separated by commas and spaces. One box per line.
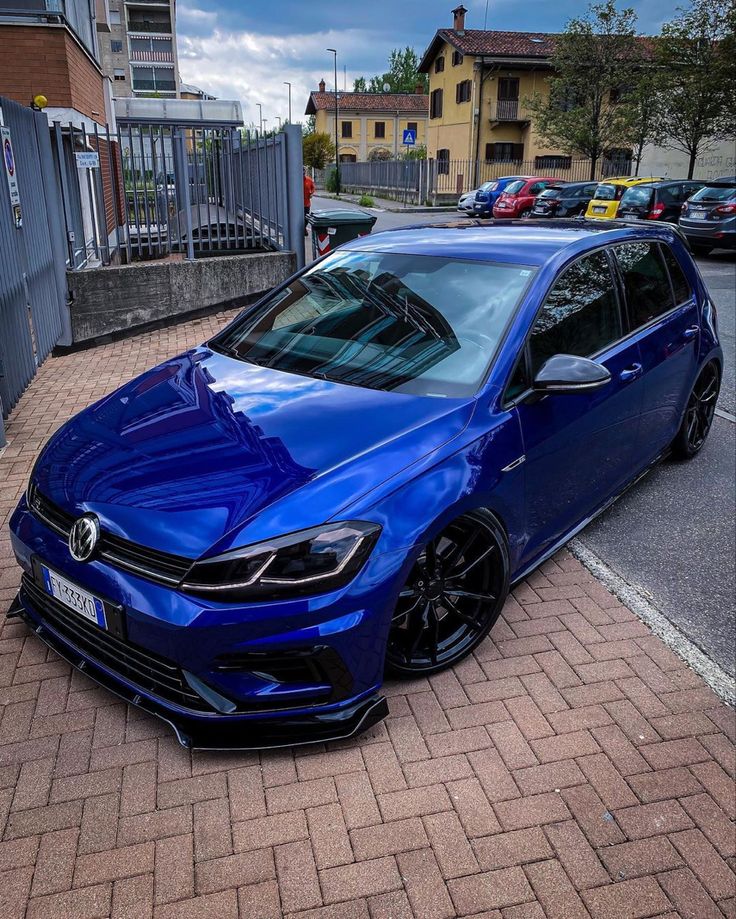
9, 498, 405, 749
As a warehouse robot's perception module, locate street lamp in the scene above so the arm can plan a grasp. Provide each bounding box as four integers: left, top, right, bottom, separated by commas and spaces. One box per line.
283, 81, 292, 124
275, 116, 282, 130
256, 102, 263, 134
326, 48, 340, 195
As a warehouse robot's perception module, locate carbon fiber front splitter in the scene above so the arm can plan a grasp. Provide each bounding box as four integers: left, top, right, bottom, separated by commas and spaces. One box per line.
7, 592, 388, 750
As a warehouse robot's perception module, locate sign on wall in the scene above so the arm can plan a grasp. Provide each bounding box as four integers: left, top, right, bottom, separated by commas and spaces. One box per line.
75, 151, 100, 169
1, 124, 22, 227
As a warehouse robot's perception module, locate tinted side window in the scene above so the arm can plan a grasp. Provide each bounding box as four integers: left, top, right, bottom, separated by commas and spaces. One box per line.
660, 244, 692, 304
614, 242, 674, 329
529, 251, 621, 374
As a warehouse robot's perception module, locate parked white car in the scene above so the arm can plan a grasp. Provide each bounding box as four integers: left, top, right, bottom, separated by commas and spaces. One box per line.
457, 189, 478, 215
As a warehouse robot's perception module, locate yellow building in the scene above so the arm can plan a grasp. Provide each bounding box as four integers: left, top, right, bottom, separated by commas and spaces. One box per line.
304, 81, 429, 162
419, 5, 605, 188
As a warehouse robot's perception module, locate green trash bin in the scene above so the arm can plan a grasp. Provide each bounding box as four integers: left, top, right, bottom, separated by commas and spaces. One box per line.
307, 209, 377, 259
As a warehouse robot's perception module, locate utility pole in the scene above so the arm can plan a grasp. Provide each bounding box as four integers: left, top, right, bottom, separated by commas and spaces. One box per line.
327, 48, 340, 195
283, 82, 292, 124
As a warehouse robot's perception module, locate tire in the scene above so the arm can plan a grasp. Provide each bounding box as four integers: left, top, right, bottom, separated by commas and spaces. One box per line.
519, 208, 532, 219
385, 510, 510, 677
672, 361, 720, 459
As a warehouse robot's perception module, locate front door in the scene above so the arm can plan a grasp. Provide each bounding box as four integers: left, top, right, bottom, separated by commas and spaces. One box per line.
612, 240, 700, 463
497, 78, 520, 119
511, 249, 645, 566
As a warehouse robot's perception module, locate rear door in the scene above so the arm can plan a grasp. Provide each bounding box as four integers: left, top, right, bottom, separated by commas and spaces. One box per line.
612, 240, 699, 462
511, 248, 645, 564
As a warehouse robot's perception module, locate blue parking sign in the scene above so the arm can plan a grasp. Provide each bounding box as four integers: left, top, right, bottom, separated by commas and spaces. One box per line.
402, 129, 416, 146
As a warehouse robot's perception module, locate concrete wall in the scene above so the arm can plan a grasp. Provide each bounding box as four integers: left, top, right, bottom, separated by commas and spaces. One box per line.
66, 250, 296, 344
638, 139, 736, 181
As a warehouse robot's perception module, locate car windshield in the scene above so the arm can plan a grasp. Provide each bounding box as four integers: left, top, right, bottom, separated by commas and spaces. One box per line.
621, 187, 653, 205
690, 185, 736, 203
504, 180, 526, 195
480, 181, 497, 191
539, 188, 563, 199
210, 250, 536, 398
594, 183, 620, 201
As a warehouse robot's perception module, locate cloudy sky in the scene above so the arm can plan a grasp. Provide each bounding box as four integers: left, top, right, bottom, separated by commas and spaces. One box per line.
177, 0, 675, 128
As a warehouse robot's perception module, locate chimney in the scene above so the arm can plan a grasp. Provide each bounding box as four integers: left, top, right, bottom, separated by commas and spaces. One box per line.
415, 81, 424, 94
318, 78, 326, 92
452, 4, 467, 32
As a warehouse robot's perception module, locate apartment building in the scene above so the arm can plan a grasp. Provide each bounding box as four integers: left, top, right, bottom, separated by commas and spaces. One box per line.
305, 81, 429, 161
99, 0, 180, 98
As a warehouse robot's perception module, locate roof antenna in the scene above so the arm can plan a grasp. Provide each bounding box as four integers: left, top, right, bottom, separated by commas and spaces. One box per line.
484, 0, 489, 29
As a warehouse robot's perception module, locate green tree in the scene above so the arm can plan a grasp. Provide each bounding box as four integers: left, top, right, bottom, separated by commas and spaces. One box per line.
653, 0, 736, 178
526, 1, 643, 179
622, 74, 664, 175
303, 132, 336, 169
353, 47, 428, 94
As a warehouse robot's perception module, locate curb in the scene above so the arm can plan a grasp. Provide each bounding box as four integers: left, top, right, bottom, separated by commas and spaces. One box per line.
570, 538, 735, 706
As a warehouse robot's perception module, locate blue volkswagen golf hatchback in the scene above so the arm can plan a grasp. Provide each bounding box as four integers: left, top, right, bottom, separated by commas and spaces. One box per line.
8, 221, 721, 748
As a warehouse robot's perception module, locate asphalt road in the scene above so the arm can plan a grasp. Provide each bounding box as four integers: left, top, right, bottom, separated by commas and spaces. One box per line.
312, 198, 736, 675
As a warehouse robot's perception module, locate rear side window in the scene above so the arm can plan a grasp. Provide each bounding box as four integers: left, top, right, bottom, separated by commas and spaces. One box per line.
613, 242, 673, 328
504, 180, 526, 195
660, 244, 692, 304
529, 250, 622, 374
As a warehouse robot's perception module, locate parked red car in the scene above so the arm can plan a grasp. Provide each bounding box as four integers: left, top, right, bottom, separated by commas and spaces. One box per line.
492, 177, 565, 219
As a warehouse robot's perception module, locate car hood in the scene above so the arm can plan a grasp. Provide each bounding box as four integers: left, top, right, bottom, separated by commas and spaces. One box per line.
34, 348, 472, 558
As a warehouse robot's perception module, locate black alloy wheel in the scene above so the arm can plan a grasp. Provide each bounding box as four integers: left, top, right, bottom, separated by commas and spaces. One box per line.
386, 511, 509, 676
673, 361, 720, 459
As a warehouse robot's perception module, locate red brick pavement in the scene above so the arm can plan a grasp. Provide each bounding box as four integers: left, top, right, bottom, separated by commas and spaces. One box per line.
1, 311, 734, 918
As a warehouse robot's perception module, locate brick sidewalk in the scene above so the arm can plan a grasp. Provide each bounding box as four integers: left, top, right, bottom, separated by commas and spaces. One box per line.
1, 311, 734, 919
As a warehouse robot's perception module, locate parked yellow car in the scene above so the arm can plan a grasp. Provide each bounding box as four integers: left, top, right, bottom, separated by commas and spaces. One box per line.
585, 176, 664, 219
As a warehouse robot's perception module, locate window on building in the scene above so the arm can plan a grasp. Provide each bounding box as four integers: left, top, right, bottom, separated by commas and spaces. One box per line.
485, 142, 524, 162
535, 155, 572, 170
374, 121, 385, 138
452, 50, 464, 66
529, 251, 622, 374
437, 149, 450, 174
434, 56, 445, 73
131, 65, 176, 93
113, 69, 126, 81
339, 153, 357, 163
130, 36, 173, 56
455, 80, 472, 104
111, 40, 123, 53
613, 242, 675, 330
430, 88, 443, 119
407, 122, 418, 135
110, 10, 121, 25
497, 77, 519, 101
341, 121, 353, 138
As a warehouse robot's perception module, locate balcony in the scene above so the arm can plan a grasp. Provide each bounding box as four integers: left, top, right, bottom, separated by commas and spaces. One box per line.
130, 35, 173, 62
130, 47, 174, 62
127, 14, 171, 33
489, 100, 530, 124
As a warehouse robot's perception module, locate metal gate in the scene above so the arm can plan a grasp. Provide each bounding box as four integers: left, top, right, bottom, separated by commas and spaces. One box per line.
0, 95, 67, 430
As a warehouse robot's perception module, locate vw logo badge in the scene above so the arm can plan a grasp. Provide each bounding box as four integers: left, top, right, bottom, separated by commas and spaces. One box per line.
69, 514, 100, 562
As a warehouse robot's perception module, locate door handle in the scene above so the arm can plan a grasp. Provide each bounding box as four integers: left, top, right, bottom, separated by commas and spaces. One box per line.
682, 325, 699, 341
620, 363, 643, 382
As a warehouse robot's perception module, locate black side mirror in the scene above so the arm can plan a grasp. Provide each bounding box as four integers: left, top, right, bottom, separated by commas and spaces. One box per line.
533, 354, 611, 394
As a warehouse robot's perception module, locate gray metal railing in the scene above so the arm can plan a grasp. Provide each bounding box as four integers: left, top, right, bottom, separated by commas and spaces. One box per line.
51, 119, 304, 268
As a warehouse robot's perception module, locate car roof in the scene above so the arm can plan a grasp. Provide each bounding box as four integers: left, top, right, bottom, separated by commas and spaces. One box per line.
598, 176, 663, 187
342, 219, 679, 266
626, 179, 703, 189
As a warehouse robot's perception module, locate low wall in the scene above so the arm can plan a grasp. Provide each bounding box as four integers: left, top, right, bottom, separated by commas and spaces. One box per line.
66, 251, 296, 344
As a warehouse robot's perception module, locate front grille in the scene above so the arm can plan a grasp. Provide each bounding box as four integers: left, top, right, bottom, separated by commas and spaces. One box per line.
28, 485, 192, 587
21, 575, 211, 712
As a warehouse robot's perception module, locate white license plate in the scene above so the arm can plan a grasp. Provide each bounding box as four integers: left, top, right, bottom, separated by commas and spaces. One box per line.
593, 206, 607, 214
41, 565, 107, 629
688, 210, 708, 220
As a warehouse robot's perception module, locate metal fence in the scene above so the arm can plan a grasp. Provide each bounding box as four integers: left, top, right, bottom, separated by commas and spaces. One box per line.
0, 95, 67, 435
52, 120, 304, 268
326, 156, 631, 204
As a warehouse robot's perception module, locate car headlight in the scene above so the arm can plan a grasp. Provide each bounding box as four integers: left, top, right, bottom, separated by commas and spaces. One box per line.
181, 521, 381, 601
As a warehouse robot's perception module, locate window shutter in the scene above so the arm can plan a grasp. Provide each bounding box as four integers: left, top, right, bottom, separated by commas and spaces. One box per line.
485, 143, 494, 161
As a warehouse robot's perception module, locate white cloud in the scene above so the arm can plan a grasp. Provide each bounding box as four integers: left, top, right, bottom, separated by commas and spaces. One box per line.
177, 25, 379, 129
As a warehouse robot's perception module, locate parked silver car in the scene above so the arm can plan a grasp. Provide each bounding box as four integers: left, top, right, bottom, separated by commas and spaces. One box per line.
679, 179, 736, 254
457, 189, 479, 215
